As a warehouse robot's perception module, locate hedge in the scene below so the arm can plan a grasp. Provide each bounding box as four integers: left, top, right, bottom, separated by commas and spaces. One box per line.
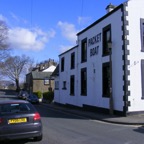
43, 91, 54, 103
33, 91, 43, 99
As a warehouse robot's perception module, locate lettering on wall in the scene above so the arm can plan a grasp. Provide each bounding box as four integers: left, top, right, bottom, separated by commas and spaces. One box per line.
88, 33, 101, 46
90, 46, 99, 56
88, 33, 101, 57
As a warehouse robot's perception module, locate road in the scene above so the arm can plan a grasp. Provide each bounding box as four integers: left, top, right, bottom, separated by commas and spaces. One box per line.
0, 90, 144, 144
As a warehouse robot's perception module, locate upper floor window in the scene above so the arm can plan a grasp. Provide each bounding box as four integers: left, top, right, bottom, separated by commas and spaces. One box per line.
103, 24, 111, 56
81, 38, 87, 62
140, 19, 144, 52
71, 52, 75, 69
61, 57, 65, 72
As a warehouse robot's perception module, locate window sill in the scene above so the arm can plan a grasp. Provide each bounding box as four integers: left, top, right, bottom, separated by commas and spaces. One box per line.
102, 94, 110, 98
62, 88, 67, 90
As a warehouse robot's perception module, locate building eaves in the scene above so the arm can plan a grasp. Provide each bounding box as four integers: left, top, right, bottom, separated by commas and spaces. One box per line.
59, 45, 78, 56
32, 71, 52, 80
51, 64, 59, 77
77, 3, 123, 36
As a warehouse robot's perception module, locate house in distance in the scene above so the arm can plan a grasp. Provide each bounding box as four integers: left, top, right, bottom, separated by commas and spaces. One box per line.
26, 59, 57, 93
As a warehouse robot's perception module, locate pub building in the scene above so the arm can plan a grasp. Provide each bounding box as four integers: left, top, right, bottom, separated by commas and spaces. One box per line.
53, 0, 144, 116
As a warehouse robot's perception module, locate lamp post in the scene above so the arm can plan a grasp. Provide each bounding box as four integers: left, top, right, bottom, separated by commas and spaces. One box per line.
107, 41, 113, 115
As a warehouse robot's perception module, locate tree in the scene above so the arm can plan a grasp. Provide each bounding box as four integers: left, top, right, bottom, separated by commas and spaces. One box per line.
0, 55, 33, 91
0, 20, 10, 61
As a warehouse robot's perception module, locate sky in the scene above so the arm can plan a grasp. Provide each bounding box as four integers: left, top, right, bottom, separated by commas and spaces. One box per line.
0, 0, 126, 64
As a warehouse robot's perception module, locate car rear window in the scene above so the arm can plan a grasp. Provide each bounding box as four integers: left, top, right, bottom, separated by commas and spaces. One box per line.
0, 103, 33, 114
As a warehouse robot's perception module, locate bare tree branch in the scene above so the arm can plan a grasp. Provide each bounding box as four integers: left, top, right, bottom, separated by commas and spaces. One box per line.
0, 55, 33, 91
0, 20, 10, 61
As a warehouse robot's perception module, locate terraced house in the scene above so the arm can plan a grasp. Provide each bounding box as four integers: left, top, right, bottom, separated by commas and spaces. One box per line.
53, 0, 144, 116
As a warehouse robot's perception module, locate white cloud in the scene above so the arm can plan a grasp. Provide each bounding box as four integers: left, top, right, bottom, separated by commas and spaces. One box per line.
57, 21, 77, 44
10, 12, 20, 22
8, 27, 55, 51
77, 16, 91, 26
10, 12, 28, 25
0, 14, 8, 22
59, 45, 73, 53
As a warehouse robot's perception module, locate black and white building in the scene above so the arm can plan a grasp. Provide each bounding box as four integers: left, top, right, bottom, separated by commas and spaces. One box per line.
54, 0, 144, 116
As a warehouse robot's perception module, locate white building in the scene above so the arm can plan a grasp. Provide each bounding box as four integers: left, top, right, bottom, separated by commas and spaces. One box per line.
54, 0, 144, 116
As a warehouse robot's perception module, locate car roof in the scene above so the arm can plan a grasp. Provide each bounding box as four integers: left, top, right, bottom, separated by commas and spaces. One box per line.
0, 100, 29, 104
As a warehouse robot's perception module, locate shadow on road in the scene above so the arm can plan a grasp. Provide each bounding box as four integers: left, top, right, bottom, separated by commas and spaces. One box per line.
36, 104, 88, 120
133, 126, 144, 134
2, 138, 38, 144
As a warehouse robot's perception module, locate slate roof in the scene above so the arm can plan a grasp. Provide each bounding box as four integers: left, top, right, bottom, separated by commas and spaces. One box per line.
51, 64, 59, 77
32, 71, 53, 80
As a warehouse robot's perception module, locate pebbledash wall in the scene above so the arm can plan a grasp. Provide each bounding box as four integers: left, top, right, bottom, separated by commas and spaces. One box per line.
54, 0, 144, 116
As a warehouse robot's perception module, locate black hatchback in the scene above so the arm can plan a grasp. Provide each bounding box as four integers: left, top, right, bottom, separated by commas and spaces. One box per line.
0, 100, 42, 141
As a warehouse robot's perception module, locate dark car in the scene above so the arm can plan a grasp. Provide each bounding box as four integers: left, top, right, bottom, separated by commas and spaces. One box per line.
18, 90, 29, 100
26, 94, 39, 104
0, 100, 42, 141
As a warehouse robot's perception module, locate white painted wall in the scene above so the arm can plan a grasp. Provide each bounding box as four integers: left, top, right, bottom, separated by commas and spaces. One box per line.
76, 8, 124, 111
54, 0, 144, 113
55, 7, 125, 112
126, 0, 144, 112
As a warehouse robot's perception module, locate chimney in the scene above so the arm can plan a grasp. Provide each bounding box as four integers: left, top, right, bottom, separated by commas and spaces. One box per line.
106, 3, 116, 13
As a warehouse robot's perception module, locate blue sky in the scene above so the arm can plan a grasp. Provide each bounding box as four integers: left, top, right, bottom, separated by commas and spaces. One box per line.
0, 0, 126, 64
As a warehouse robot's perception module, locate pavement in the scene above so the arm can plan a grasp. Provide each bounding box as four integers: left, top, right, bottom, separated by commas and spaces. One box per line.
41, 102, 144, 125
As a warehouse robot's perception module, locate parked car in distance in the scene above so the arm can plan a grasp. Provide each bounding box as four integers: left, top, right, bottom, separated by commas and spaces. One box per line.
26, 94, 39, 104
18, 90, 29, 100
0, 100, 43, 141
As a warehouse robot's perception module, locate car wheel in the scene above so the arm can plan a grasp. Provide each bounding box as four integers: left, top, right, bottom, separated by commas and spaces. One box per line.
34, 134, 43, 141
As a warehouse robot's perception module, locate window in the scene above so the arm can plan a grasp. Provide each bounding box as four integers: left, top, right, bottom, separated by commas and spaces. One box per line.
81, 38, 87, 62
62, 81, 66, 89
102, 62, 110, 97
70, 75, 75, 95
55, 81, 59, 90
103, 24, 111, 56
44, 79, 49, 85
81, 68, 87, 95
140, 19, 144, 51
61, 57, 65, 72
0, 103, 31, 114
141, 60, 144, 99
71, 52, 75, 69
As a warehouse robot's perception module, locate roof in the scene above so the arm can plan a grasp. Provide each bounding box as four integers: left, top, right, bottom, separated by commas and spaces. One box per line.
59, 45, 78, 56
42, 65, 56, 72
0, 100, 29, 104
32, 71, 52, 80
77, 3, 123, 35
58, 3, 123, 57
51, 64, 59, 77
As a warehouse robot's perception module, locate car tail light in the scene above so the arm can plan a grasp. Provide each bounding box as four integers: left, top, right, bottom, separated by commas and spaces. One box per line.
34, 112, 41, 121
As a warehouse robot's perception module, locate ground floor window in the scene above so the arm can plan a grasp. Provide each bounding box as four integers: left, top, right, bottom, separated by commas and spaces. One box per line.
81, 68, 87, 96
55, 81, 59, 90
102, 62, 110, 97
62, 81, 66, 90
140, 19, 144, 51
70, 75, 75, 95
141, 60, 144, 99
